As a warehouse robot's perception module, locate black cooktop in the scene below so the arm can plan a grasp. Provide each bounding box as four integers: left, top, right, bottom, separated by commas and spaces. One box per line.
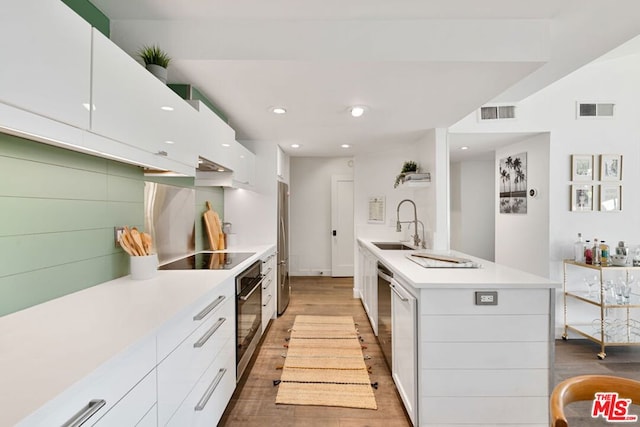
159, 252, 255, 270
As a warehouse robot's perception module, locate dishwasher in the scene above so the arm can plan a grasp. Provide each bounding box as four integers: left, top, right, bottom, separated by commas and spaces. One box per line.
377, 262, 393, 369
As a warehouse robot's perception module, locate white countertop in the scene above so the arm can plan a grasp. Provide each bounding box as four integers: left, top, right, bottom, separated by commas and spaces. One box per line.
0, 244, 274, 426
359, 238, 559, 290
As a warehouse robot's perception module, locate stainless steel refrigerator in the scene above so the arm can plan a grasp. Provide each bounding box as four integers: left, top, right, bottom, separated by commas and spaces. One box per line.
277, 181, 290, 314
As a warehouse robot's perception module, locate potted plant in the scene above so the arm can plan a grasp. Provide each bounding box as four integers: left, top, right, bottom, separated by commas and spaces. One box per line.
138, 44, 171, 84
394, 160, 418, 188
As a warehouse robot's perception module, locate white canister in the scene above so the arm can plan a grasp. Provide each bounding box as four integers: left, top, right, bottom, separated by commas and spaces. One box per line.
130, 254, 159, 280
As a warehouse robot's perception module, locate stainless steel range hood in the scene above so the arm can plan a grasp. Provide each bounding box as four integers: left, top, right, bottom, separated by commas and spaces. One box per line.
195, 156, 235, 187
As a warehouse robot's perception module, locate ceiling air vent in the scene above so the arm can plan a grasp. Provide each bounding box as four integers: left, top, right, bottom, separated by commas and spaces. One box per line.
479, 105, 516, 121
577, 102, 615, 118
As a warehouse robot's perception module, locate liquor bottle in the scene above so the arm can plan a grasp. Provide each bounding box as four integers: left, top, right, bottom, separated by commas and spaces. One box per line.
600, 240, 609, 266
573, 233, 585, 263
584, 240, 593, 265
592, 238, 601, 266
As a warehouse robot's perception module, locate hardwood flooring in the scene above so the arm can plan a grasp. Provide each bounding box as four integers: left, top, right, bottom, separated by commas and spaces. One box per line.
220, 276, 640, 426
219, 276, 410, 426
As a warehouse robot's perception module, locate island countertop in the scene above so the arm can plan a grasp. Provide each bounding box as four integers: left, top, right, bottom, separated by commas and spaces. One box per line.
358, 238, 559, 289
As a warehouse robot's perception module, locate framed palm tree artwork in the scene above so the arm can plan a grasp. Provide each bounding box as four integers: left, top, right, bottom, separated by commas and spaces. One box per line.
499, 152, 527, 214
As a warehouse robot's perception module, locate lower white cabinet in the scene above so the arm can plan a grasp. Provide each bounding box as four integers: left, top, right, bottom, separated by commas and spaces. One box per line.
166, 349, 236, 426
358, 244, 378, 334
93, 370, 157, 426
136, 404, 158, 427
262, 251, 277, 332
16, 333, 156, 427
157, 294, 235, 425
391, 276, 418, 426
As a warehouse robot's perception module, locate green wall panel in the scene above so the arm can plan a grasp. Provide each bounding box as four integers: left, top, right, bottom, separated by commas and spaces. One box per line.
0, 133, 143, 316
61, 0, 110, 38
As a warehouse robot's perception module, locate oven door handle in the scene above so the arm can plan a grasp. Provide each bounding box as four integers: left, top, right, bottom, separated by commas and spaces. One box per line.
239, 275, 265, 301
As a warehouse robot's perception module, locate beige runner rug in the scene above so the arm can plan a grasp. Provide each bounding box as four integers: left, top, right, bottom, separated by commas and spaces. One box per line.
275, 315, 377, 410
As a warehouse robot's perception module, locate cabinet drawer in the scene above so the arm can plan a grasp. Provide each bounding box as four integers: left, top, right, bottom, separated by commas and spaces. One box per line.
93, 369, 156, 426
18, 334, 156, 427
135, 404, 157, 427
157, 298, 235, 425
166, 348, 236, 426
157, 277, 234, 362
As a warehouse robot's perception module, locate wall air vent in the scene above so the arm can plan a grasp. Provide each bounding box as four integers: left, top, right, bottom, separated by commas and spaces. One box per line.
577, 102, 615, 118
479, 105, 516, 121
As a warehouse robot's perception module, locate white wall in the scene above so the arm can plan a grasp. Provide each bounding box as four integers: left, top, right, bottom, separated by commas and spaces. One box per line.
289, 157, 353, 276
450, 159, 495, 261
495, 134, 550, 277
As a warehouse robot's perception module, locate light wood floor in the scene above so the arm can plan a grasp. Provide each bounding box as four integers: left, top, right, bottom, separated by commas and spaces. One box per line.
219, 276, 411, 426
220, 277, 640, 426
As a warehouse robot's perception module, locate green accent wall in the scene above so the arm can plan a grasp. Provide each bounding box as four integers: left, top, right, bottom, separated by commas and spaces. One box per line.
61, 0, 110, 37
168, 84, 229, 123
0, 133, 142, 316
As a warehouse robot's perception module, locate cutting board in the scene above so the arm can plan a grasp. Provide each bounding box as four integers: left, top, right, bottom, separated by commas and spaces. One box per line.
203, 201, 224, 251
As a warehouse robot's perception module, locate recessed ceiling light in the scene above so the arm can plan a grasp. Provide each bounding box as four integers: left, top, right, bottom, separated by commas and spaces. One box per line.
270, 107, 287, 115
161, 106, 174, 111
350, 105, 367, 118
222, 143, 231, 148
217, 168, 225, 172
291, 144, 301, 148
164, 140, 175, 144
460, 146, 469, 150
341, 144, 351, 148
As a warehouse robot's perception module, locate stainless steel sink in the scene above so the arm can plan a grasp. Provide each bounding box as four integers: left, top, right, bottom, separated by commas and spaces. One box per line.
372, 242, 414, 250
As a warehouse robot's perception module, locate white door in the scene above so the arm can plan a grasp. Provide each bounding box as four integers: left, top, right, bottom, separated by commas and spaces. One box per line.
331, 175, 354, 277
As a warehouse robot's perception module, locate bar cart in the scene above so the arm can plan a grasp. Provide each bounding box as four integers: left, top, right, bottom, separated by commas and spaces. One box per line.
562, 260, 640, 359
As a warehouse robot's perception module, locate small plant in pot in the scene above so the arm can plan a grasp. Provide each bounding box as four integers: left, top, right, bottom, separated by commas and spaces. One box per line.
138, 44, 171, 84
394, 160, 418, 188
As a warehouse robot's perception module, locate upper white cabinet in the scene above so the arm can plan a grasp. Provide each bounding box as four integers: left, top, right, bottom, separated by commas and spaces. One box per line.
233, 143, 255, 187
0, 0, 91, 129
191, 100, 236, 169
91, 29, 199, 172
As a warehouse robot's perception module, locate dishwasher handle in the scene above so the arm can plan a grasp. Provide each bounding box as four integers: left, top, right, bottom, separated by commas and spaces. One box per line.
377, 263, 393, 283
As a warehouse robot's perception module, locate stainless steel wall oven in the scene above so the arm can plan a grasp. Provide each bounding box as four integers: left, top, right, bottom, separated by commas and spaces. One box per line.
236, 260, 263, 381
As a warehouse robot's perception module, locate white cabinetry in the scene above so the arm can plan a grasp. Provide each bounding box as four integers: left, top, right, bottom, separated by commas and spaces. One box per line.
90, 29, 199, 173
358, 244, 378, 334
17, 334, 156, 427
391, 276, 417, 426
157, 277, 235, 425
191, 100, 236, 168
0, 0, 91, 130
262, 251, 277, 332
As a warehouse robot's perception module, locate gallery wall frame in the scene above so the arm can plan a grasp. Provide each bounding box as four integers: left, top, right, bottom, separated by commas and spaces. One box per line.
570, 184, 594, 212
571, 154, 594, 181
600, 154, 622, 181
599, 184, 622, 212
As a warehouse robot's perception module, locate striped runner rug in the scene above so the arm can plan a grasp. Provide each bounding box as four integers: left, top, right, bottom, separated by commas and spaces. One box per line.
275, 315, 377, 410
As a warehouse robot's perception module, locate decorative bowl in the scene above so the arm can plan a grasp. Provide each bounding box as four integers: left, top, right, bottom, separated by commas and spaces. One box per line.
610, 254, 628, 266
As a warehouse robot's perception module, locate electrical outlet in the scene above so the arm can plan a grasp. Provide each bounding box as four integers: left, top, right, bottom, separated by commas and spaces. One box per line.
114, 226, 125, 248
475, 291, 498, 306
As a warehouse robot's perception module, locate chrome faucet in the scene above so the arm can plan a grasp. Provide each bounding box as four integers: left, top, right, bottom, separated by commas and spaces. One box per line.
396, 199, 423, 248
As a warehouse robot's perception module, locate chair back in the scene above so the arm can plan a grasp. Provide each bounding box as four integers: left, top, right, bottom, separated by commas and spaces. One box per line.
550, 374, 640, 427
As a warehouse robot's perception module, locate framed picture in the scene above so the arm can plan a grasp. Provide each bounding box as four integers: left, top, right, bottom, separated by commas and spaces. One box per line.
600, 184, 622, 211
368, 196, 385, 223
571, 154, 594, 181
570, 184, 593, 211
498, 152, 527, 214
600, 154, 622, 181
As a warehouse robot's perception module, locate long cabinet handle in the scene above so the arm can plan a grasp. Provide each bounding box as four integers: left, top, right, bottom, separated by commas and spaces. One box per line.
194, 368, 227, 411
389, 283, 409, 302
262, 278, 272, 290
263, 294, 273, 307
62, 399, 106, 427
193, 318, 226, 348
193, 295, 226, 321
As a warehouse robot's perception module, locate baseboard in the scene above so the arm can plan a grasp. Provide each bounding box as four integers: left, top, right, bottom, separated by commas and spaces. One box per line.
289, 269, 331, 277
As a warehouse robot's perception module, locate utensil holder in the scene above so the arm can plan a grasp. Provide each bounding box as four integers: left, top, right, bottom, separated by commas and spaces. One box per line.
130, 254, 158, 280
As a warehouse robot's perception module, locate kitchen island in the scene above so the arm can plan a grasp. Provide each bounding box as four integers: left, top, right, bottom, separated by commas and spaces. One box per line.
357, 238, 559, 427
0, 244, 275, 427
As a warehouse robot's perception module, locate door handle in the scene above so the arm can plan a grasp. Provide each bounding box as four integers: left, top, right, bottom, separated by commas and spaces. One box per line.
332, 230, 337, 236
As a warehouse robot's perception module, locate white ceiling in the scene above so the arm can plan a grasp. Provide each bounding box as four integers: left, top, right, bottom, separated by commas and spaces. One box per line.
89, 0, 640, 159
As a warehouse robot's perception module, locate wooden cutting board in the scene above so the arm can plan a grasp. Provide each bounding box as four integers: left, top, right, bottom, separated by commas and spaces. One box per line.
204, 201, 223, 251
